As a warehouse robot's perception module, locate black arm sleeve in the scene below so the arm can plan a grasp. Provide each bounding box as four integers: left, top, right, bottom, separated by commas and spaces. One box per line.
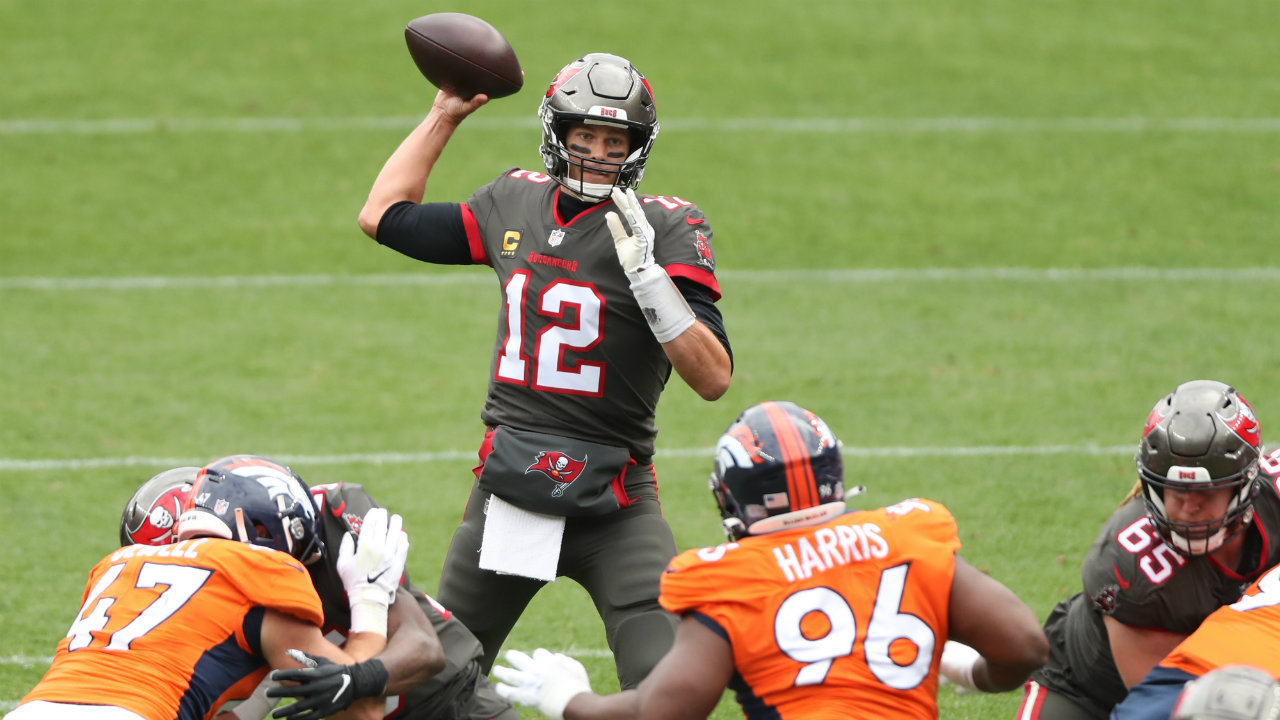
373, 201, 473, 265
675, 276, 734, 370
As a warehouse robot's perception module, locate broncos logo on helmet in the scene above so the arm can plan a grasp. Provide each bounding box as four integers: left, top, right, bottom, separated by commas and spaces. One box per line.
177, 454, 322, 563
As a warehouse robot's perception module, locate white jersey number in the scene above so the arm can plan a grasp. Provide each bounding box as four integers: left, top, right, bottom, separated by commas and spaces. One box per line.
67, 562, 212, 651
496, 272, 605, 395
774, 563, 936, 690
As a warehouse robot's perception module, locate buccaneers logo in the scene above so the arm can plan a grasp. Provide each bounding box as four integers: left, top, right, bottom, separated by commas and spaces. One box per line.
694, 231, 714, 269
527, 451, 588, 497
1225, 393, 1261, 448
131, 486, 188, 546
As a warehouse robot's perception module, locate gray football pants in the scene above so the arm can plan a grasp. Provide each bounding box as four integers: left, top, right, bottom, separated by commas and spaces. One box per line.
437, 478, 680, 690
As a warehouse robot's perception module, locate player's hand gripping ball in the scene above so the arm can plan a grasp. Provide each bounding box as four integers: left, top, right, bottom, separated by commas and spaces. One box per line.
404, 12, 523, 99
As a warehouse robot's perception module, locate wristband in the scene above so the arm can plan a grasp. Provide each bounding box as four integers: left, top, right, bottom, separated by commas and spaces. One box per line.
347, 586, 390, 636
628, 266, 696, 343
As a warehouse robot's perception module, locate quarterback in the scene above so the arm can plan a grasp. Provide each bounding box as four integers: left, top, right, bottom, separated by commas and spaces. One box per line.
356, 51, 733, 687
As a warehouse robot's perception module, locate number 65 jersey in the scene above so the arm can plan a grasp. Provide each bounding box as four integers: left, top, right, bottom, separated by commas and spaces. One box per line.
660, 499, 961, 720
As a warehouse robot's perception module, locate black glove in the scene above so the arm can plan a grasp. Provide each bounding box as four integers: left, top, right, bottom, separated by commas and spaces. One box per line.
267, 649, 389, 720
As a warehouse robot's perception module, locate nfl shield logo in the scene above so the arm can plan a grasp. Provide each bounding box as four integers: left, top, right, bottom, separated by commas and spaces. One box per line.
214, 498, 229, 515
548, 229, 566, 247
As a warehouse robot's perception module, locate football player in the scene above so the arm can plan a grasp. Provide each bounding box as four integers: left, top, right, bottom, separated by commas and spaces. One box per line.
1020, 380, 1280, 720
489, 401, 1048, 719
355, 52, 733, 687
1112, 448, 1280, 720
10, 455, 389, 720
119, 466, 517, 720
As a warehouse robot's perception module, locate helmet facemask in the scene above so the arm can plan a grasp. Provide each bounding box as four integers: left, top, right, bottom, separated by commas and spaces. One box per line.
1136, 380, 1263, 557
538, 53, 659, 201
1138, 461, 1259, 555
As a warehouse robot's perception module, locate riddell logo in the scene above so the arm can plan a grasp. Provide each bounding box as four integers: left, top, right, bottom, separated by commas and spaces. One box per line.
599, 108, 618, 118
1179, 470, 1198, 480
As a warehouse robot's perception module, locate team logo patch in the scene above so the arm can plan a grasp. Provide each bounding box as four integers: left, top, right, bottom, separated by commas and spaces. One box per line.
694, 231, 714, 269
1092, 584, 1119, 615
548, 228, 566, 247
526, 451, 588, 498
344, 512, 364, 535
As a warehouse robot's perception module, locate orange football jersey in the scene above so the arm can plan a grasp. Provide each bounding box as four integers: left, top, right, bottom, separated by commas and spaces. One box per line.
661, 498, 961, 719
20, 538, 323, 720
1160, 563, 1280, 678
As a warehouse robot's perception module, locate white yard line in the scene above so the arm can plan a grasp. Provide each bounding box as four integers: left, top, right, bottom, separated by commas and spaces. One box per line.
0, 444, 1133, 472
4, 267, 1280, 291
4, 116, 1280, 135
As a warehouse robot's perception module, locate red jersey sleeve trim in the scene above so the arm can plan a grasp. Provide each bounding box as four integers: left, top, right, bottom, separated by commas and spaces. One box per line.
461, 203, 489, 266
665, 263, 722, 301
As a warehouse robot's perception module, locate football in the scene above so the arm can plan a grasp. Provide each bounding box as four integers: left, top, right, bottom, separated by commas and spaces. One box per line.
404, 13, 523, 99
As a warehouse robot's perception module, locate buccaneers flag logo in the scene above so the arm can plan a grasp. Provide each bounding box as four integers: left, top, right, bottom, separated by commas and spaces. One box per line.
694, 231, 714, 269
527, 451, 588, 497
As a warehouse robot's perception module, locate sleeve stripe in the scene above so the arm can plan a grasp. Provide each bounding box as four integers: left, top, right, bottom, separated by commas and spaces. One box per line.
461, 203, 489, 266
665, 263, 721, 301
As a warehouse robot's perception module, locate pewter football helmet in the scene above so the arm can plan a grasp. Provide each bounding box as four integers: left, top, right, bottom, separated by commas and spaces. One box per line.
1137, 380, 1262, 556
538, 53, 659, 199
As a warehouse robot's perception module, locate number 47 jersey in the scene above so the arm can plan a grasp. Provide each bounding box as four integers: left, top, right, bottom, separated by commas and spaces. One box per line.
660, 499, 961, 720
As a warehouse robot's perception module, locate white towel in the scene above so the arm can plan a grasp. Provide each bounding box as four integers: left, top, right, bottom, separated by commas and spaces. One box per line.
479, 494, 565, 582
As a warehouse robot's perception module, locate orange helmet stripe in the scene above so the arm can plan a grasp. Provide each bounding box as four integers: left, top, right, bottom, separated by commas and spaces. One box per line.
763, 401, 818, 510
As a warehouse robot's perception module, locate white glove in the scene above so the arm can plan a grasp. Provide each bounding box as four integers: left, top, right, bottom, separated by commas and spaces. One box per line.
492, 648, 592, 720
939, 640, 982, 695
606, 187, 656, 276
605, 187, 695, 343
336, 507, 409, 636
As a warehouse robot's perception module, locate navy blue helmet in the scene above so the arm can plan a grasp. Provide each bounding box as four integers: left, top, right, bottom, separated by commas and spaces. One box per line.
710, 401, 850, 541
178, 454, 321, 563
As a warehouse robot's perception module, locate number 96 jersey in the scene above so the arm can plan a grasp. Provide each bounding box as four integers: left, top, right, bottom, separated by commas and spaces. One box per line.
660, 499, 961, 720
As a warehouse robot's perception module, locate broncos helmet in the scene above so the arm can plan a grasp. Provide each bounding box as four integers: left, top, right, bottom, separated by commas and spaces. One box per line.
120, 466, 200, 547
538, 53, 659, 200
1172, 665, 1280, 720
1137, 380, 1262, 556
177, 454, 321, 563
710, 401, 852, 541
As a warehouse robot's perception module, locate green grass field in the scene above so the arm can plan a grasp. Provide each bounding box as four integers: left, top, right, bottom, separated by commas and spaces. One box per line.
4, 0, 1280, 717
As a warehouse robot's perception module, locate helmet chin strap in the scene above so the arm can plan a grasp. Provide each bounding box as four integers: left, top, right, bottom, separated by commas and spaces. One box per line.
559, 176, 616, 202
1170, 527, 1229, 556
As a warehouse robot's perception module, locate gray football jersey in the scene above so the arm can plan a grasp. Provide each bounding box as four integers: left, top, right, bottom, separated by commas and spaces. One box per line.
464, 169, 721, 461
310, 483, 495, 719
1034, 480, 1280, 713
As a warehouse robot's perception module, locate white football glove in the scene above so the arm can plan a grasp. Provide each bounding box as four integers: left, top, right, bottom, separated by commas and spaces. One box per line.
939, 640, 982, 695
605, 186, 695, 343
492, 648, 592, 720
336, 507, 409, 636
606, 186, 656, 276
